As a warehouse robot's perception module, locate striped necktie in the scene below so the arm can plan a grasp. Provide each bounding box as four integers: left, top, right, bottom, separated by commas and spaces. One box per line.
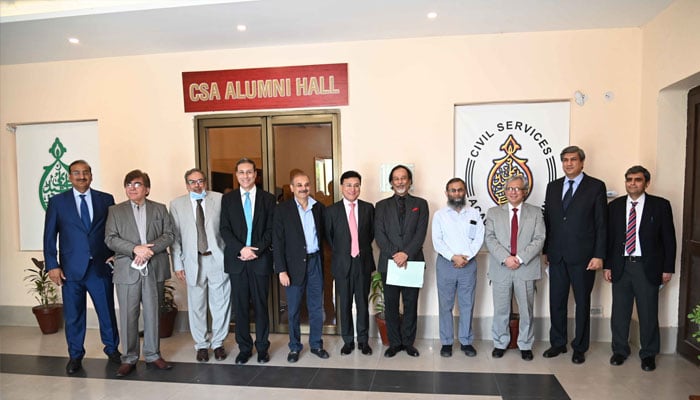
625, 201, 638, 255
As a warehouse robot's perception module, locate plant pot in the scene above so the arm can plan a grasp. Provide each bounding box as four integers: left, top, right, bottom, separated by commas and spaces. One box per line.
374, 313, 389, 346
159, 308, 178, 338
508, 312, 520, 349
32, 304, 63, 334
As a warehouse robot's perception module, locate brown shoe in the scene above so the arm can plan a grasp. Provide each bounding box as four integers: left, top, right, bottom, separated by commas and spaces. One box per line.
214, 347, 227, 361
116, 363, 135, 377
146, 358, 172, 370
196, 348, 209, 362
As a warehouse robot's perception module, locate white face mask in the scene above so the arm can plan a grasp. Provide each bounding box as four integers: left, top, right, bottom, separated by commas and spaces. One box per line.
130, 260, 149, 277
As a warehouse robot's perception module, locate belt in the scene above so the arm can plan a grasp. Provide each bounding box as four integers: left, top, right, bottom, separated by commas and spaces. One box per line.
307, 251, 320, 257
623, 255, 642, 263
199, 251, 212, 256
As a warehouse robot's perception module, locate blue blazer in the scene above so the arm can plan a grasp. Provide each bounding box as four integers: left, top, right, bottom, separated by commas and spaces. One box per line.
43, 188, 115, 281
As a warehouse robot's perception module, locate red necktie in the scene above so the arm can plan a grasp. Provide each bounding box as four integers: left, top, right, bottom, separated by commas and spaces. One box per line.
349, 203, 359, 257
511, 208, 518, 256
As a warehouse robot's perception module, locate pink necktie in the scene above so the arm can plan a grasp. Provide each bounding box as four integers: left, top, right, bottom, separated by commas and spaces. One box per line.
349, 203, 359, 257
625, 202, 637, 255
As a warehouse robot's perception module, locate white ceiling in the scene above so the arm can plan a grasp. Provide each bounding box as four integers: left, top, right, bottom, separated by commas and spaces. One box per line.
0, 0, 674, 65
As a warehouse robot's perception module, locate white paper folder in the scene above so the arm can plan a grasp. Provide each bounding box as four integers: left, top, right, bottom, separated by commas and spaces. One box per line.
386, 260, 425, 288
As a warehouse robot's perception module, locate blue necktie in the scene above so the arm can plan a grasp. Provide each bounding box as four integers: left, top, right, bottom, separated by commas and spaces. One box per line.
244, 192, 252, 246
79, 194, 91, 231
562, 180, 574, 211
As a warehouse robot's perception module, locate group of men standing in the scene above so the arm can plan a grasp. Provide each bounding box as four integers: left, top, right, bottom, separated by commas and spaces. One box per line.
42, 145, 676, 377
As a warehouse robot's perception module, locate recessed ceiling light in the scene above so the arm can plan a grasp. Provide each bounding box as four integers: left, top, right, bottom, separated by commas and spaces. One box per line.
427, 12, 437, 19
68, 37, 80, 44
236, 25, 247, 32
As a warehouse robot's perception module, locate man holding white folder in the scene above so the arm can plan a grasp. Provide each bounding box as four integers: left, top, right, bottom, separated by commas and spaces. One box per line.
375, 165, 429, 358
432, 178, 484, 358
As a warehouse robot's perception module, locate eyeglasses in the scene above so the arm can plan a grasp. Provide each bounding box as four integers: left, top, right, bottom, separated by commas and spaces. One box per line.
187, 179, 205, 185
447, 188, 465, 193
70, 170, 91, 176
125, 182, 143, 188
505, 187, 524, 192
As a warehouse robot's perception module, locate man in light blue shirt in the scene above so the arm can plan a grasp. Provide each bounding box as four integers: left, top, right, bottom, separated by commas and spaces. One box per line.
432, 177, 484, 357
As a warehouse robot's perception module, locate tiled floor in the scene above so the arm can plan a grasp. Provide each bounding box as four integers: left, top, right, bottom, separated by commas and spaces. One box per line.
1, 325, 698, 399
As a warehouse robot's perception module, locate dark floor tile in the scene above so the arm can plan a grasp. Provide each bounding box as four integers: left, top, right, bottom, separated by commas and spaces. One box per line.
309, 367, 375, 391
496, 373, 570, 399
190, 364, 264, 386
249, 365, 319, 389
434, 371, 500, 396
371, 370, 435, 394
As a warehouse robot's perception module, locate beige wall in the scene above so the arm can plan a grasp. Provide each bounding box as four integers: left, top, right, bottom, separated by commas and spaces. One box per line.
1, 3, 698, 344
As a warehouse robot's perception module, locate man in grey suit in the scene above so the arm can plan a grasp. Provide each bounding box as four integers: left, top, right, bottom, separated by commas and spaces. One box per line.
170, 168, 231, 363
432, 177, 484, 358
484, 176, 545, 361
105, 170, 175, 377
375, 165, 429, 358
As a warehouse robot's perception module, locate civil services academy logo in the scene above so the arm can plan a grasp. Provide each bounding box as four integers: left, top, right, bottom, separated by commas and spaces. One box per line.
39, 137, 71, 211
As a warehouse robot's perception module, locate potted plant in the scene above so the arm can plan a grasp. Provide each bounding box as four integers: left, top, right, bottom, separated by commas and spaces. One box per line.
369, 271, 389, 345
23, 258, 63, 334
159, 280, 178, 338
688, 303, 700, 360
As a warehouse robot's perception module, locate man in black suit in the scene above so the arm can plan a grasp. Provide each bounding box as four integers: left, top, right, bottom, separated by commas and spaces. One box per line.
375, 165, 429, 358
543, 146, 607, 364
220, 158, 276, 364
273, 171, 328, 363
604, 165, 675, 372
325, 170, 375, 356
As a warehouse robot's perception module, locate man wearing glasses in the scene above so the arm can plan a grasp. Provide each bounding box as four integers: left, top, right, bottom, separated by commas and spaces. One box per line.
170, 168, 231, 363
484, 176, 545, 361
43, 159, 121, 375
431, 177, 483, 358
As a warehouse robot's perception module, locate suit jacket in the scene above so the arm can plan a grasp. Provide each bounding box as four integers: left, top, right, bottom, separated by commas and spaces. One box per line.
273, 198, 324, 285
105, 199, 174, 285
324, 199, 376, 279
220, 188, 276, 276
43, 188, 115, 281
169, 191, 226, 286
374, 193, 429, 273
605, 194, 676, 285
543, 173, 607, 264
485, 202, 546, 282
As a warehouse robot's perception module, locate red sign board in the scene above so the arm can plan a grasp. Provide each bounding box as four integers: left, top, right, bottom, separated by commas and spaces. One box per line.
182, 63, 348, 112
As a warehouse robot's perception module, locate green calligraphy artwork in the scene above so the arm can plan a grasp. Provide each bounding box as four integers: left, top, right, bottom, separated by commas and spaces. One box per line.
39, 138, 71, 210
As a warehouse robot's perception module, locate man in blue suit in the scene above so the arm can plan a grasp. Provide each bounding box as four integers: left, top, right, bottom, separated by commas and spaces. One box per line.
43, 159, 120, 375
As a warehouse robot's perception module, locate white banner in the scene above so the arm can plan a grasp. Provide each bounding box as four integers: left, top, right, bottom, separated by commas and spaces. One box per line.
454, 101, 570, 218
15, 121, 102, 250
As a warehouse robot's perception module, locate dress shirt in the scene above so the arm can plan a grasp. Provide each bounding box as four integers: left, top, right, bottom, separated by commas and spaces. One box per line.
130, 201, 147, 245
189, 194, 207, 218
561, 173, 584, 198
73, 188, 93, 221
343, 198, 359, 225
241, 186, 257, 219
296, 196, 319, 254
432, 205, 484, 260
624, 193, 645, 257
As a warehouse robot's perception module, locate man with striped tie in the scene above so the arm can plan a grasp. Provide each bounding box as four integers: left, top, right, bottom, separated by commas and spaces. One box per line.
604, 165, 676, 372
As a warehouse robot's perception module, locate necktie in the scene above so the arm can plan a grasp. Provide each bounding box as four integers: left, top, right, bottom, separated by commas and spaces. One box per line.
398, 196, 406, 226
244, 192, 253, 246
511, 208, 518, 256
79, 194, 91, 231
625, 201, 638, 255
349, 203, 360, 257
196, 199, 208, 253
562, 180, 574, 211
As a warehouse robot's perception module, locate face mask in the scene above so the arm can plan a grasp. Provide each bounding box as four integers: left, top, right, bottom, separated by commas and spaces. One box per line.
190, 190, 207, 200
130, 260, 148, 277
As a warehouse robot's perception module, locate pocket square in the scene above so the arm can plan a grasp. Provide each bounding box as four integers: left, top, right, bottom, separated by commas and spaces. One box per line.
412, 207, 419, 212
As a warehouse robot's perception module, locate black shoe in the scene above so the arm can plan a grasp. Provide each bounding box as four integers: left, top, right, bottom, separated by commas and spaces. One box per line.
461, 344, 477, 357
107, 350, 122, 365
257, 351, 270, 364
358, 342, 373, 355
542, 346, 567, 358
405, 345, 419, 357
521, 350, 534, 361
384, 346, 401, 358
572, 351, 586, 364
341, 342, 355, 355
66, 358, 82, 375
235, 352, 252, 364
287, 351, 299, 363
492, 348, 506, 358
440, 345, 452, 357
310, 348, 330, 359
641, 356, 656, 371
196, 348, 209, 362
610, 353, 626, 366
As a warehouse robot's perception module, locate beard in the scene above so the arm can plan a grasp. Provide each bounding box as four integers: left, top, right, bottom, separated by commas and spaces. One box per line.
447, 196, 466, 209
